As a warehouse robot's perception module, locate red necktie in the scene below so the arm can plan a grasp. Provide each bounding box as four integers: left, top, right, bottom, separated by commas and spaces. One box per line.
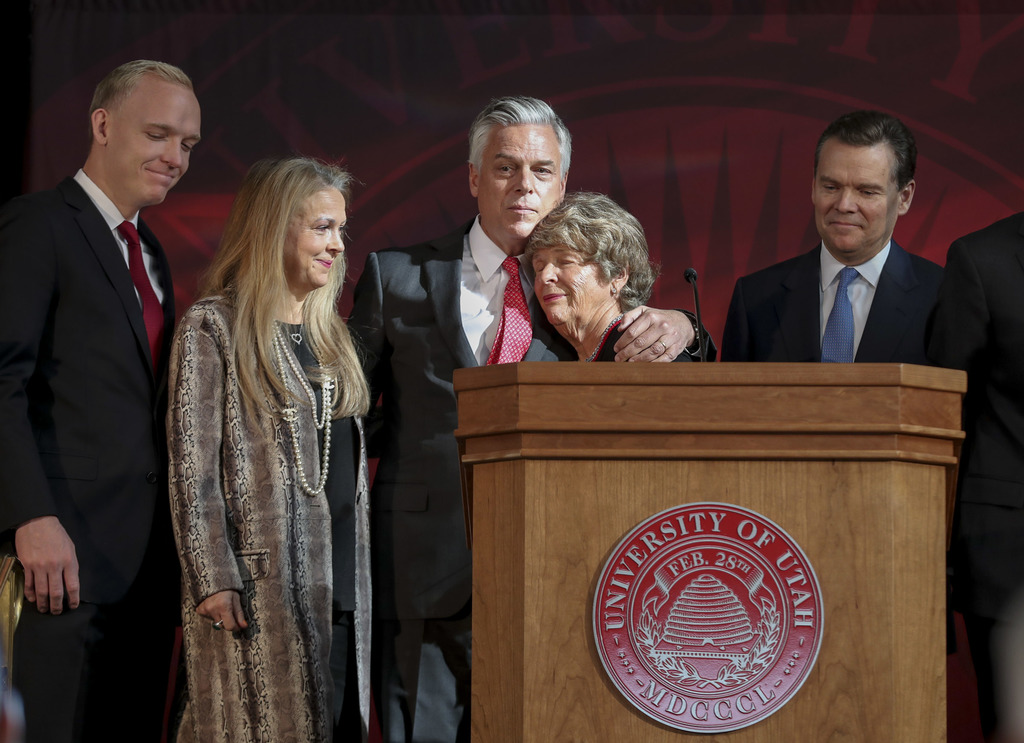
117, 221, 164, 374
487, 255, 533, 365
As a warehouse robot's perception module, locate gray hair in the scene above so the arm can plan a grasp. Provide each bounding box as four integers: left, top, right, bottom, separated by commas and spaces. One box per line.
468, 96, 572, 178
526, 192, 658, 311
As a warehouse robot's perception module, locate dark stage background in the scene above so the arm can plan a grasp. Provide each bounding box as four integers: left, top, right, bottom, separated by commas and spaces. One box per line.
18, 2, 1020, 740
21, 0, 1024, 343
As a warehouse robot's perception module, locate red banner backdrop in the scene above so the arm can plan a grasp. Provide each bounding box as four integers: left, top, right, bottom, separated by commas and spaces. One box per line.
26, 1, 1024, 346
24, 3, 1021, 738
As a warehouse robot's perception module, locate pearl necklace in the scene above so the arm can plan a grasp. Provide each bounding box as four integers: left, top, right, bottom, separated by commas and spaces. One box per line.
585, 314, 624, 362
273, 325, 333, 495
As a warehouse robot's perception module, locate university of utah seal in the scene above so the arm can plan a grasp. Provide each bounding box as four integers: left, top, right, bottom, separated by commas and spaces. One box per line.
593, 503, 823, 734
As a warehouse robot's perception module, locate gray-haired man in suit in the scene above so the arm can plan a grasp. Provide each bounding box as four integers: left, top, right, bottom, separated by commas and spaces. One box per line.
350, 96, 701, 742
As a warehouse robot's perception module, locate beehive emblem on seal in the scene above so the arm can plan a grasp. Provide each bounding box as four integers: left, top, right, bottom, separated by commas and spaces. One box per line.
593, 503, 823, 733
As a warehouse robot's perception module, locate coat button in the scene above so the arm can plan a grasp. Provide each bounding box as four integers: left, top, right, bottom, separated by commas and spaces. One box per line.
146, 472, 158, 484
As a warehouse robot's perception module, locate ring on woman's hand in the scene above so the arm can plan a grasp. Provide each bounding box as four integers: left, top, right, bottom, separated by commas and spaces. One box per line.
213, 620, 225, 630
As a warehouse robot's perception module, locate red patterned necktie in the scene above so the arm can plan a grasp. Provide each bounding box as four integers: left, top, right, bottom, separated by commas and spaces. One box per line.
486, 255, 533, 365
117, 221, 164, 374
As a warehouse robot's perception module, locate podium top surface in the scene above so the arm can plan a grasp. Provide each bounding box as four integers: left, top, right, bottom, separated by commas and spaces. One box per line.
454, 363, 965, 467
453, 362, 966, 393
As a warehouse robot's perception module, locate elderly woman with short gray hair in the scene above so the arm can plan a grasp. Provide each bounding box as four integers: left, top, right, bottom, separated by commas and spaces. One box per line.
526, 192, 692, 362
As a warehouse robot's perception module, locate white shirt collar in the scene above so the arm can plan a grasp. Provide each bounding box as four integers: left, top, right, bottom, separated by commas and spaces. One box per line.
73, 169, 139, 231
468, 215, 521, 279
819, 240, 890, 289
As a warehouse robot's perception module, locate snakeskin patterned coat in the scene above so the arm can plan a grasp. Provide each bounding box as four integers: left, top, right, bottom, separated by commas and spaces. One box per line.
167, 297, 372, 742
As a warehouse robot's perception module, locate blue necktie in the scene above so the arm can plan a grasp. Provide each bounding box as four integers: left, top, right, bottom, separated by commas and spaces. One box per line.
821, 266, 858, 363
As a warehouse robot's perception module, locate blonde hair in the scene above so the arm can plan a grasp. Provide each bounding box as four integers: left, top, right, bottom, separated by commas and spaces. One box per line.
200, 157, 369, 419
89, 60, 193, 139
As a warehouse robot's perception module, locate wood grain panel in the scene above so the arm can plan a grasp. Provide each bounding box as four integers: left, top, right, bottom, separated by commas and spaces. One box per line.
459, 364, 960, 742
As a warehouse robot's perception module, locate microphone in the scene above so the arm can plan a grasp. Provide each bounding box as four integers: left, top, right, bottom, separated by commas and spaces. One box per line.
684, 268, 707, 361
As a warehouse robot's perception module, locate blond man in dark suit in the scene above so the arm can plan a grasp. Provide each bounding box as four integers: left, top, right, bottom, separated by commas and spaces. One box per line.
0, 60, 200, 742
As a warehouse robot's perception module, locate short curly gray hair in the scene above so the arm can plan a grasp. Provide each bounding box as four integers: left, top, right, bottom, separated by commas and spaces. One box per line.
525, 192, 658, 311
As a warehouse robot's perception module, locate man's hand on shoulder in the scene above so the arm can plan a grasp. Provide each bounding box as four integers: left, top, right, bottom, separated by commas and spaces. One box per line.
613, 307, 696, 362
15, 515, 80, 614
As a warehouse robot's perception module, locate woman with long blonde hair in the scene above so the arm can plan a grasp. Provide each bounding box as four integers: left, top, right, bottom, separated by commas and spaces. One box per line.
168, 157, 371, 742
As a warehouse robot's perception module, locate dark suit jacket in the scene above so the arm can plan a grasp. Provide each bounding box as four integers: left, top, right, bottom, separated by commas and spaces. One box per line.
928, 212, 1024, 619
350, 220, 573, 620
721, 242, 943, 364
0, 177, 176, 604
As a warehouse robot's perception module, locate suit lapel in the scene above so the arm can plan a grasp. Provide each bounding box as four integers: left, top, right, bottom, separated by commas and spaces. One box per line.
138, 218, 176, 388
422, 221, 572, 366
424, 223, 478, 370
59, 178, 156, 383
857, 242, 917, 362
1016, 220, 1024, 277
777, 248, 823, 362
138, 219, 175, 334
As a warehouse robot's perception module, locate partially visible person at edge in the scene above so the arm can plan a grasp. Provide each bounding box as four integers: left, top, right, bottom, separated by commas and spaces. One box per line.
167, 157, 372, 742
0, 60, 200, 742
0, 641, 24, 743
349, 95, 711, 743
927, 211, 1024, 742
527, 191, 694, 363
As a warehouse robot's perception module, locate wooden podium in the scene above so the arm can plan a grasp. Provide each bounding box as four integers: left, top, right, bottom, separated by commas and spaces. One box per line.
454, 363, 965, 742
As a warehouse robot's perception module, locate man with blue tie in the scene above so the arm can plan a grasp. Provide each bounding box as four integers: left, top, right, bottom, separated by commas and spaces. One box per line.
721, 110, 942, 364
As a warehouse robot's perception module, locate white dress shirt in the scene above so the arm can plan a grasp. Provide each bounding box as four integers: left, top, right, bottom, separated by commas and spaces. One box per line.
74, 169, 166, 306
460, 216, 531, 365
